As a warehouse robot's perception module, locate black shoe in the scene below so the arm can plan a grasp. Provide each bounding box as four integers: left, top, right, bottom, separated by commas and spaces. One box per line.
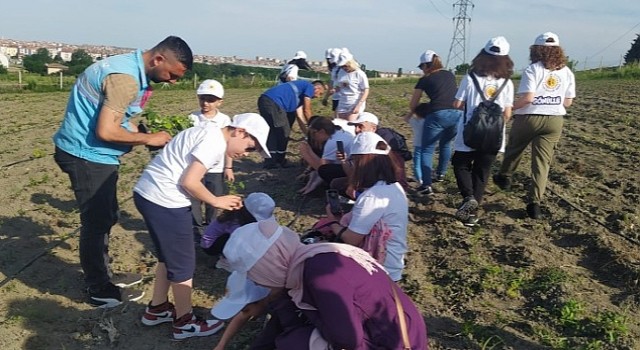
87, 283, 144, 308
463, 215, 479, 227
526, 203, 541, 219
433, 174, 445, 182
493, 174, 512, 191
416, 185, 434, 196
112, 272, 143, 288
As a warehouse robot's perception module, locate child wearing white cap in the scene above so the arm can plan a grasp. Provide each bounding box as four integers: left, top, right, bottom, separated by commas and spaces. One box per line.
452, 37, 515, 226
200, 192, 276, 257
188, 79, 233, 242
133, 113, 271, 340
493, 32, 576, 219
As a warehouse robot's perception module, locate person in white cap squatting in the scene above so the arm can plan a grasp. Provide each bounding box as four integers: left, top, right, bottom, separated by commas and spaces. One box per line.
493, 32, 576, 220
334, 49, 370, 122
278, 50, 312, 84
188, 79, 234, 243
218, 207, 427, 348
452, 36, 515, 227
133, 113, 271, 340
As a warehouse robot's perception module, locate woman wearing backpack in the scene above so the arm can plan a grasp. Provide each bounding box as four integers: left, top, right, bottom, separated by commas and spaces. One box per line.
451, 36, 515, 226
493, 32, 576, 219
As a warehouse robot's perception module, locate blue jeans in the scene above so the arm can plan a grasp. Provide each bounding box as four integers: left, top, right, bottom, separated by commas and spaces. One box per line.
54, 147, 119, 292
419, 109, 461, 186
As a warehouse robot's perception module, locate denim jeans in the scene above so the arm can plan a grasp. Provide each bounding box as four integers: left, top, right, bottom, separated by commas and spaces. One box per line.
54, 147, 119, 292
419, 109, 461, 186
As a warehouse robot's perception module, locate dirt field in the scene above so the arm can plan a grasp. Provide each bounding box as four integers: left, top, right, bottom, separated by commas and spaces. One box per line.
0, 79, 638, 350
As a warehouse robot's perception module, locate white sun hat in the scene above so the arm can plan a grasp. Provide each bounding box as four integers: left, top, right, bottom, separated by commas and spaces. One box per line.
210, 271, 270, 320
230, 113, 271, 158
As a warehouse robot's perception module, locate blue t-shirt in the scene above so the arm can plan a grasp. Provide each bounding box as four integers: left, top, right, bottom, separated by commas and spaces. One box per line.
263, 80, 315, 112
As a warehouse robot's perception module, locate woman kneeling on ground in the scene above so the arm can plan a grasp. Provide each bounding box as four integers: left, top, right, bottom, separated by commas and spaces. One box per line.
217, 214, 427, 349
323, 131, 409, 282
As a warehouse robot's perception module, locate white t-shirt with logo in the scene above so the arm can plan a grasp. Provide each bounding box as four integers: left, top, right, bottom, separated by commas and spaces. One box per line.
134, 126, 226, 208
188, 111, 230, 173
454, 73, 514, 153
515, 61, 576, 116
348, 181, 408, 281
335, 68, 369, 114
321, 129, 355, 162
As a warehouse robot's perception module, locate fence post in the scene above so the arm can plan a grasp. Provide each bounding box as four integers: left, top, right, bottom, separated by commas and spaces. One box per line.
59, 71, 63, 90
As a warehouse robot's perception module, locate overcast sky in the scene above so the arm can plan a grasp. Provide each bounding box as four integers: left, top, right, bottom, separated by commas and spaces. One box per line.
2, 0, 639, 73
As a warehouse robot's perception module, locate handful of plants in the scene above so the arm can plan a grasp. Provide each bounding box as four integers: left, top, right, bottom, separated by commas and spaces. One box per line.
139, 109, 193, 136
137, 109, 194, 151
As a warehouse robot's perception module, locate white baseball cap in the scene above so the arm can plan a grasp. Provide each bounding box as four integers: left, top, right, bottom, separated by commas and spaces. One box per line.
483, 36, 510, 56
196, 79, 224, 98
534, 32, 560, 46
418, 50, 437, 67
223, 221, 283, 274
350, 131, 390, 156
210, 271, 270, 320
292, 50, 307, 60
336, 51, 354, 66
348, 112, 379, 126
230, 113, 271, 158
244, 192, 275, 221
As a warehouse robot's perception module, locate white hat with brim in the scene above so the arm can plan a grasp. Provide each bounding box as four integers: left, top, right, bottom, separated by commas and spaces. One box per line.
230, 113, 271, 158
223, 219, 282, 274
534, 32, 560, 46
418, 50, 437, 67
350, 131, 390, 156
196, 79, 224, 98
211, 271, 270, 320
348, 112, 379, 126
483, 36, 510, 56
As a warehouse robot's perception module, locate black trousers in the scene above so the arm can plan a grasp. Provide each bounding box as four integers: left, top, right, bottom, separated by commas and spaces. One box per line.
54, 147, 119, 291
451, 150, 497, 204
258, 95, 297, 162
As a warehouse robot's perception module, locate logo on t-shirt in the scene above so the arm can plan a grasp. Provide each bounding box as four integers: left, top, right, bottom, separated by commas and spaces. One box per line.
543, 73, 561, 92
484, 84, 499, 99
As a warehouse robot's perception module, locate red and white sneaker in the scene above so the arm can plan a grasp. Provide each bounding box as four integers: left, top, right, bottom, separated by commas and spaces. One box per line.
172, 312, 224, 340
141, 301, 175, 326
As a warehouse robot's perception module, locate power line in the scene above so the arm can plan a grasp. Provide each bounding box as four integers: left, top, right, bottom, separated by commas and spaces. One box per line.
427, 0, 449, 20
586, 21, 640, 60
